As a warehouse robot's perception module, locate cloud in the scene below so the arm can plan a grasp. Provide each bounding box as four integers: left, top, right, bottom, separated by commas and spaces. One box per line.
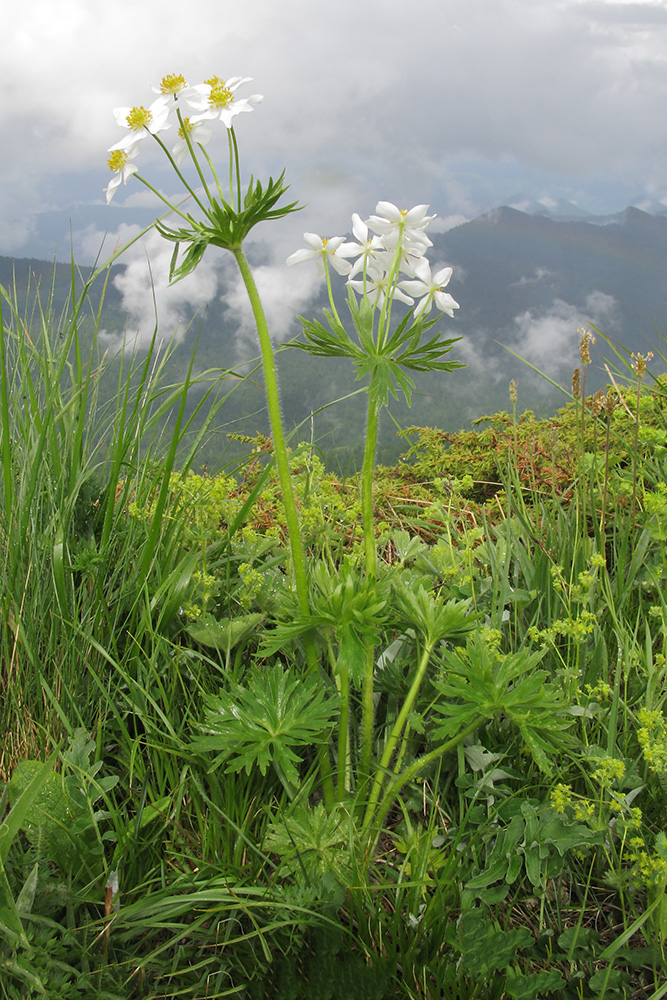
89, 226, 219, 351
508, 291, 619, 373
510, 268, 554, 288
5, 0, 667, 261
222, 255, 324, 354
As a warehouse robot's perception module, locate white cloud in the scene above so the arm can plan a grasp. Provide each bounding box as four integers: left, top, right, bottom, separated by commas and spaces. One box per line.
4, 0, 667, 259
223, 257, 324, 354
91, 226, 219, 351
510, 268, 554, 287
509, 292, 619, 372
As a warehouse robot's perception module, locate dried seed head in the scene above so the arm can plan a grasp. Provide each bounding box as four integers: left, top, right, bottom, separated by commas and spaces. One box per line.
631, 351, 653, 379
578, 328, 596, 365
572, 367, 581, 399
591, 389, 605, 417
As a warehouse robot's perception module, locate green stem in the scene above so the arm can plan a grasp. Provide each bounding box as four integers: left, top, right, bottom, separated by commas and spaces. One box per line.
199, 146, 227, 204
364, 716, 483, 841
363, 638, 435, 826
149, 133, 209, 215
228, 128, 242, 213
135, 176, 194, 223
336, 659, 350, 800
174, 108, 215, 206
360, 395, 379, 582
231, 248, 310, 620
324, 260, 344, 327
358, 391, 380, 789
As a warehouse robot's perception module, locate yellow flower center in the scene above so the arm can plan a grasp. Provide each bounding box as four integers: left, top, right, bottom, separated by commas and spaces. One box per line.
107, 150, 127, 172
205, 77, 234, 109
125, 106, 152, 130
160, 73, 187, 95
178, 118, 193, 138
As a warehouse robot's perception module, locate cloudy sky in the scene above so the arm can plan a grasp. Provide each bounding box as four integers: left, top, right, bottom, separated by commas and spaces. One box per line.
4, 0, 667, 351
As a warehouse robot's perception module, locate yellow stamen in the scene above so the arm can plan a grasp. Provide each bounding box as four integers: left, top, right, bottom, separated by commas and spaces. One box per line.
207, 79, 234, 109
160, 73, 187, 95
107, 150, 127, 172
178, 118, 193, 138
125, 106, 152, 130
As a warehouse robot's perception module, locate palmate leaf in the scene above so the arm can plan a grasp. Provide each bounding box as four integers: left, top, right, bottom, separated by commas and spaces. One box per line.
354, 353, 417, 409
431, 636, 576, 774
192, 665, 336, 786
156, 171, 302, 281
391, 582, 477, 645
293, 312, 363, 361
264, 803, 353, 884
260, 562, 388, 687
397, 331, 466, 373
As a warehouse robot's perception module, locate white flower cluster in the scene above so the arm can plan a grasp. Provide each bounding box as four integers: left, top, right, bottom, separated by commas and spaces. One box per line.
105, 73, 263, 203
287, 203, 459, 319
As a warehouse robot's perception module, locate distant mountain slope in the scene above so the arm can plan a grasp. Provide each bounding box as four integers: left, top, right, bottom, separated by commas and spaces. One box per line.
2, 207, 666, 467
436, 205, 667, 351
422, 206, 667, 421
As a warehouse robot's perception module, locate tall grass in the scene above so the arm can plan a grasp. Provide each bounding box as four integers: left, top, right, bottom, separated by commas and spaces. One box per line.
0, 260, 323, 998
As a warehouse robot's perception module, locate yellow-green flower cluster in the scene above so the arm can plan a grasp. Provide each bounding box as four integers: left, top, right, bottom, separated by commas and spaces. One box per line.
590, 755, 625, 789
237, 562, 266, 612
584, 679, 613, 702
528, 609, 597, 647
637, 707, 667, 774
625, 830, 667, 889
549, 784, 597, 823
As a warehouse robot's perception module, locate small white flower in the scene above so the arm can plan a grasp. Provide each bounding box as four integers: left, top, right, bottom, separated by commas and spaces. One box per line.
286, 233, 359, 276
347, 212, 385, 279
366, 201, 435, 252
347, 269, 415, 309
185, 76, 263, 129
104, 147, 139, 203
109, 98, 171, 151
152, 73, 189, 98
399, 258, 459, 318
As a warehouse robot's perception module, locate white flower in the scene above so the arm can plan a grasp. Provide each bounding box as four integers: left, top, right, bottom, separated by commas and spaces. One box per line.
185, 76, 263, 129
398, 258, 459, 318
366, 201, 434, 253
347, 212, 386, 279
171, 117, 212, 165
104, 147, 139, 203
152, 73, 189, 98
109, 98, 171, 151
286, 233, 359, 276
347, 269, 415, 309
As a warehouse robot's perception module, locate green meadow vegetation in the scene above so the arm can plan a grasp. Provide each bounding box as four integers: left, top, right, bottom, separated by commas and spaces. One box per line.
2, 260, 667, 999
3, 72, 667, 999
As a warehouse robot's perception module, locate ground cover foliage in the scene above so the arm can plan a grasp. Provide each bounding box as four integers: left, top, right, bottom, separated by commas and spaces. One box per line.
2, 265, 667, 1000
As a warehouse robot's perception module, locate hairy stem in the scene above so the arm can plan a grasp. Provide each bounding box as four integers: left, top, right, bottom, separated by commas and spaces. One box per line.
231, 248, 310, 621
358, 393, 380, 788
